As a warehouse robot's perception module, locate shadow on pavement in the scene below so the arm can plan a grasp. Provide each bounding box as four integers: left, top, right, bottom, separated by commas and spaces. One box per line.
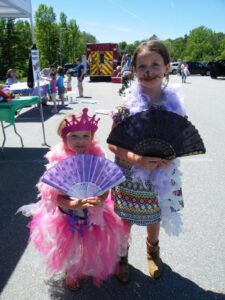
15, 105, 53, 123
47, 265, 225, 300
0, 147, 48, 292
0, 147, 48, 161
14, 105, 72, 123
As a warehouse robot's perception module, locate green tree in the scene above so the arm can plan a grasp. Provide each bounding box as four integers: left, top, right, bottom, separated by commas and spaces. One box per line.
1, 19, 17, 74
217, 36, 225, 59
81, 31, 97, 44
0, 18, 31, 79
165, 37, 185, 61
0, 18, 8, 79
149, 34, 158, 40
34, 4, 58, 68
183, 26, 218, 61
126, 44, 136, 55
14, 20, 32, 76
67, 19, 83, 63
118, 41, 127, 53
59, 12, 69, 65
3, 4, 225, 82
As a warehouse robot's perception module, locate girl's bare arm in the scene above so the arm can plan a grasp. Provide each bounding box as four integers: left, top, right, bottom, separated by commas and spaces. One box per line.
108, 144, 161, 171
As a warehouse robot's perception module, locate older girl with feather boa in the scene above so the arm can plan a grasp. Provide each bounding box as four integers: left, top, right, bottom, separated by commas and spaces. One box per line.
108, 40, 186, 282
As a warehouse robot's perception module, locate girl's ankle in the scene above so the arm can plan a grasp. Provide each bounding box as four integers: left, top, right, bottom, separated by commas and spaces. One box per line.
147, 237, 159, 247
65, 274, 80, 291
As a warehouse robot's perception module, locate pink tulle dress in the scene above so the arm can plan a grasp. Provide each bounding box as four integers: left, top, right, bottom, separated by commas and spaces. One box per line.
19, 141, 130, 286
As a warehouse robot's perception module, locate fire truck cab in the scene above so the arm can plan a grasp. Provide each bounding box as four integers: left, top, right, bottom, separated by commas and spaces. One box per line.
86, 43, 119, 81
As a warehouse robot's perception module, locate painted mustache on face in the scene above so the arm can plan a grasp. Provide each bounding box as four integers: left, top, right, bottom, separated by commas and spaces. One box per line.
140, 73, 164, 81
140, 68, 164, 81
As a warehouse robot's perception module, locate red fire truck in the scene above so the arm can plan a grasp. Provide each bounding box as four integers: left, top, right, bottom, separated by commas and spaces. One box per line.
86, 43, 119, 81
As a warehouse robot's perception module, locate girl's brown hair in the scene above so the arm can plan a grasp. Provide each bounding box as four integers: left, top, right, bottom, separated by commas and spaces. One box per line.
50, 71, 56, 78
57, 66, 64, 75
132, 39, 170, 68
131, 39, 170, 85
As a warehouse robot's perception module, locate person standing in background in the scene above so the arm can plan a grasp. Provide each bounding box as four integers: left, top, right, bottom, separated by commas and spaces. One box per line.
6, 69, 18, 85
65, 71, 72, 92
76, 58, 85, 98
49, 72, 58, 113
56, 66, 65, 108
180, 62, 189, 83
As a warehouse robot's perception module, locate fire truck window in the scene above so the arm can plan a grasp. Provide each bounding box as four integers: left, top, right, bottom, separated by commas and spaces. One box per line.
100, 53, 104, 64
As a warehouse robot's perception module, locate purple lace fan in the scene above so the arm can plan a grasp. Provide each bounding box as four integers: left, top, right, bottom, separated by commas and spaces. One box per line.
41, 154, 125, 198
107, 109, 206, 159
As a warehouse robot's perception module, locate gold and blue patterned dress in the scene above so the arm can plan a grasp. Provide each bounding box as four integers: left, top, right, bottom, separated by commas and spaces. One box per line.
111, 105, 184, 230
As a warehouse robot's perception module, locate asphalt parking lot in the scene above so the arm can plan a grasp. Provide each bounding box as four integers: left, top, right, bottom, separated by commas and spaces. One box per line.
0, 75, 225, 300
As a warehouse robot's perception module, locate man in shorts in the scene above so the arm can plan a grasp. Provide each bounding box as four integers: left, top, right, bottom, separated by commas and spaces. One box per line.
76, 58, 85, 97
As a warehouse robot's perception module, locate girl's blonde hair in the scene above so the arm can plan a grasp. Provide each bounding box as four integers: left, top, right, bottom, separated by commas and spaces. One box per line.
57, 112, 95, 139
57, 113, 80, 137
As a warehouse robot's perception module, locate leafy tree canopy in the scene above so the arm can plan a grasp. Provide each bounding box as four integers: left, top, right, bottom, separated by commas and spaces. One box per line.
1, 5, 225, 81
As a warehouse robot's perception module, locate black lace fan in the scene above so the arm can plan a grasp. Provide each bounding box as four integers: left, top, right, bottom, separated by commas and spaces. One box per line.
107, 109, 206, 159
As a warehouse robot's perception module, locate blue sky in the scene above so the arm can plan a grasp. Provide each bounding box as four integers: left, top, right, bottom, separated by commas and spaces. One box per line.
32, 0, 225, 43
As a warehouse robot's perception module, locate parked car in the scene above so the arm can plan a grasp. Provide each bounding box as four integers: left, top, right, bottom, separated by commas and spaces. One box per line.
170, 62, 180, 74
67, 66, 78, 77
208, 60, 225, 79
67, 66, 90, 77
50, 63, 58, 69
202, 62, 211, 76
63, 63, 77, 73
177, 61, 209, 76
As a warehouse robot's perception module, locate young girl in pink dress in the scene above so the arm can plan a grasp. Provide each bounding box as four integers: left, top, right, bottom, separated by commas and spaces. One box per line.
19, 108, 129, 291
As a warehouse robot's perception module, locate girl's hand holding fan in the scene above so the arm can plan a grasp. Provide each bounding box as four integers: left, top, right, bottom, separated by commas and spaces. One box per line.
42, 154, 125, 199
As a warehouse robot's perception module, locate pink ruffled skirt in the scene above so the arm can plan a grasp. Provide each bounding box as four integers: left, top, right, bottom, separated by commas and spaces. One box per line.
28, 198, 130, 286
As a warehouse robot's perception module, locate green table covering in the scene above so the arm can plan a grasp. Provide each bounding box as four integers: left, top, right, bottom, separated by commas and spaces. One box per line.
0, 96, 40, 125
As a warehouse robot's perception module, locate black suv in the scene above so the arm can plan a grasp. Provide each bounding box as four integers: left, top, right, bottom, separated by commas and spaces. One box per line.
63, 63, 77, 72
186, 61, 209, 76
67, 66, 78, 77
208, 60, 225, 79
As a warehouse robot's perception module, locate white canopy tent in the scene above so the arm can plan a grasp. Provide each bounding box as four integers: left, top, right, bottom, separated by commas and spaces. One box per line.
0, 0, 48, 147
0, 0, 34, 41
0, 0, 32, 17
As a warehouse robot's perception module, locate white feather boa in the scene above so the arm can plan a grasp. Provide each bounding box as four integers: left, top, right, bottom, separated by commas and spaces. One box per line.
123, 80, 186, 235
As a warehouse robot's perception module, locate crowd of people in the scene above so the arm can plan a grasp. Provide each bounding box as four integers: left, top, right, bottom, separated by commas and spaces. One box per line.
2, 57, 85, 112
39, 58, 85, 112
17, 39, 205, 294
